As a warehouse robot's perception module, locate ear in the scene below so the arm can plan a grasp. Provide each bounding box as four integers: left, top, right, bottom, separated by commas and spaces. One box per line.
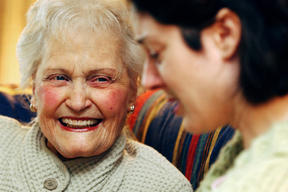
212, 8, 241, 60
31, 76, 37, 106
127, 77, 139, 106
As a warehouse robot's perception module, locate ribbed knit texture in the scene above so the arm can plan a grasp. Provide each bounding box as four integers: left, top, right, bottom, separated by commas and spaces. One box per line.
197, 121, 288, 192
0, 116, 192, 192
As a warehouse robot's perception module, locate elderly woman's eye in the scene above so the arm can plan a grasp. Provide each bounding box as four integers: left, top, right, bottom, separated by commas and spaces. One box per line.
88, 75, 113, 87
56, 75, 69, 81
47, 74, 70, 81
96, 77, 110, 82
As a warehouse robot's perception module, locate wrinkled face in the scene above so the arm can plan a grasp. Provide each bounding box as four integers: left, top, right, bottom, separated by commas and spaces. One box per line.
136, 14, 240, 133
33, 29, 133, 158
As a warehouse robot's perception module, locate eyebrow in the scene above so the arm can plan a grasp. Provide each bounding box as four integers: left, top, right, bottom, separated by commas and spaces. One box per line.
44, 68, 69, 75
44, 68, 121, 77
86, 68, 120, 76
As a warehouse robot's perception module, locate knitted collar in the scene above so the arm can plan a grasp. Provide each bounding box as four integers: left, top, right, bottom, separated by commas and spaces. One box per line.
18, 122, 126, 191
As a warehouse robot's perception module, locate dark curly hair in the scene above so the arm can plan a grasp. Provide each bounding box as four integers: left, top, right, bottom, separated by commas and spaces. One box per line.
132, 0, 288, 104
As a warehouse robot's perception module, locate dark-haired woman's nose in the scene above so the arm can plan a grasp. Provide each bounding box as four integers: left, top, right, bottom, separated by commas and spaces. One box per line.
141, 59, 165, 90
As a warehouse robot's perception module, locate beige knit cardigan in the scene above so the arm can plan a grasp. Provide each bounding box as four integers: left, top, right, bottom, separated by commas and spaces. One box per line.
0, 116, 192, 192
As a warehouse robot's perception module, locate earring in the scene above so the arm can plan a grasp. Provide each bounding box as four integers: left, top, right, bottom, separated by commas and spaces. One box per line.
30, 103, 37, 113
128, 104, 135, 113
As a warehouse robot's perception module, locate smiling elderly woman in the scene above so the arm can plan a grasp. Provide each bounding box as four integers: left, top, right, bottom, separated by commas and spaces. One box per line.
0, 0, 192, 191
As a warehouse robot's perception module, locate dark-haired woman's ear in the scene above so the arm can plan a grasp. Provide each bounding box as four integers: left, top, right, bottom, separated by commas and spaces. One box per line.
212, 8, 241, 60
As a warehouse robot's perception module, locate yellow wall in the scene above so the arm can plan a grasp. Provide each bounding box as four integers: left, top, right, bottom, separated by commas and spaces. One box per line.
0, 0, 35, 85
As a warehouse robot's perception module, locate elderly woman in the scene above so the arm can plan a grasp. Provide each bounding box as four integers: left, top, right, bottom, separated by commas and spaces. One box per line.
131, 0, 288, 191
0, 0, 193, 191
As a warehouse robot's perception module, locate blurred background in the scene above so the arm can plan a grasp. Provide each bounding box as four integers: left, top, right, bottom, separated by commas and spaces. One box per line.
0, 0, 35, 85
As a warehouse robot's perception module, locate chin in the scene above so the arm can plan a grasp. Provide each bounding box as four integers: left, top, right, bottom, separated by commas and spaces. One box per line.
182, 117, 209, 134
53, 141, 103, 159
58, 148, 97, 159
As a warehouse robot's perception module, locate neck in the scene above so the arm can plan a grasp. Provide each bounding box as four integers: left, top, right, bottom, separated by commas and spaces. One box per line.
232, 95, 288, 148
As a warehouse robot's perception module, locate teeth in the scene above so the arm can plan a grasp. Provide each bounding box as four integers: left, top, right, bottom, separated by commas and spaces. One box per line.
61, 118, 100, 128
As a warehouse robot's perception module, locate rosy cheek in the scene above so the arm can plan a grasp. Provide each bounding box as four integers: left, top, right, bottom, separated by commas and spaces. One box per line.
38, 86, 61, 110
103, 89, 128, 112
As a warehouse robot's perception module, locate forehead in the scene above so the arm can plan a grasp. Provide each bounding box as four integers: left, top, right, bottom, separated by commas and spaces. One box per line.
41, 28, 124, 71
136, 14, 178, 46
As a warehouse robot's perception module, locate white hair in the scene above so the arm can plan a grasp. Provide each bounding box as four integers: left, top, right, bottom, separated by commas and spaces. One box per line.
16, 0, 144, 90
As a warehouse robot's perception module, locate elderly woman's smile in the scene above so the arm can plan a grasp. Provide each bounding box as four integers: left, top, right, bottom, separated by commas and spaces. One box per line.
58, 117, 103, 131
32, 29, 132, 158
3, 0, 193, 190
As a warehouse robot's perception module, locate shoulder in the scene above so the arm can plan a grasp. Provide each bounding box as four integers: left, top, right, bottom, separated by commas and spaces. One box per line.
0, 115, 29, 146
121, 139, 193, 192
215, 156, 288, 192
0, 115, 22, 128
0, 115, 27, 131
245, 158, 288, 192
124, 139, 178, 173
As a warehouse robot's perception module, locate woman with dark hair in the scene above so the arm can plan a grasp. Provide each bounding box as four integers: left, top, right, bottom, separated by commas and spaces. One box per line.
131, 0, 288, 191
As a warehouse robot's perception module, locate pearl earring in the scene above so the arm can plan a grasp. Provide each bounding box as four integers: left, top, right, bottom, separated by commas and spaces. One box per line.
128, 104, 135, 113
30, 103, 37, 113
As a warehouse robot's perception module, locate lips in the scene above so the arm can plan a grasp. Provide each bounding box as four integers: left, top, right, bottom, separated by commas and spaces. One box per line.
59, 117, 102, 132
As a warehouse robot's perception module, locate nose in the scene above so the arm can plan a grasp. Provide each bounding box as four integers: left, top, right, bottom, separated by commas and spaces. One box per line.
141, 59, 165, 90
66, 82, 92, 112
